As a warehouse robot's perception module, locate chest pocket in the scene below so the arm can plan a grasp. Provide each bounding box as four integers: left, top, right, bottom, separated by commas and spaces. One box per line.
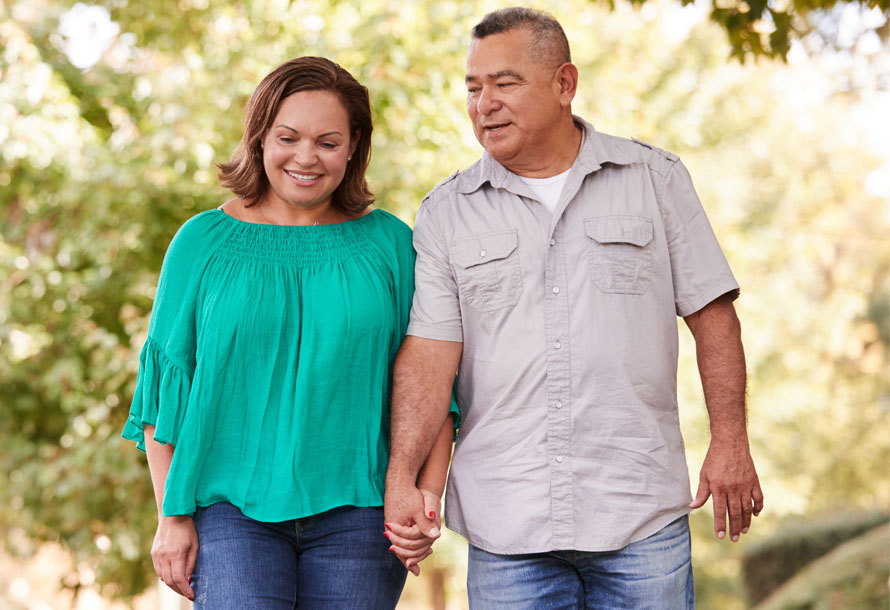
585, 216, 654, 295
452, 230, 522, 313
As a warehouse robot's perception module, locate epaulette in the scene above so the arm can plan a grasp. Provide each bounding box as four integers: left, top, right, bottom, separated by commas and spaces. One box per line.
422, 170, 461, 206
631, 137, 679, 162
440, 170, 460, 185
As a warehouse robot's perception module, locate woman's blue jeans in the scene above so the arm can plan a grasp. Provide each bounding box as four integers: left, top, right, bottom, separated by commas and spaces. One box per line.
467, 515, 694, 609
191, 502, 406, 610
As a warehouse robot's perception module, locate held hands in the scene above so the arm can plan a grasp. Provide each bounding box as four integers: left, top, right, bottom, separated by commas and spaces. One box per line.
383, 485, 442, 576
151, 515, 198, 600
689, 437, 764, 542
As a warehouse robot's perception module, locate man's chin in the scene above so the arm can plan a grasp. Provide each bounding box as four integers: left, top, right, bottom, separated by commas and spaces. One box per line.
480, 139, 516, 163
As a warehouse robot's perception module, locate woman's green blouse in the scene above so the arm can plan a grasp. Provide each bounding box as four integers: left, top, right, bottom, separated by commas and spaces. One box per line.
123, 208, 451, 521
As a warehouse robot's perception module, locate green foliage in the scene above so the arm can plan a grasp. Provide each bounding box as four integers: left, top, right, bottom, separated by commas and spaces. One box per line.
631, 0, 888, 60
1, 0, 888, 606
741, 511, 890, 605
752, 524, 890, 610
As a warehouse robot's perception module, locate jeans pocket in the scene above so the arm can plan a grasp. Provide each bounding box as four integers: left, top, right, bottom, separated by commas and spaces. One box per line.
585, 216, 654, 295
452, 230, 522, 313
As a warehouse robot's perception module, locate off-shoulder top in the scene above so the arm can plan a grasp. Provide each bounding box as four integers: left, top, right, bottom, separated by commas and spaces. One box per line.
122, 208, 448, 521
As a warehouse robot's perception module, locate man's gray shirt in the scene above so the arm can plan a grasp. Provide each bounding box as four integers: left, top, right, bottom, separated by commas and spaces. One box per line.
408, 118, 739, 553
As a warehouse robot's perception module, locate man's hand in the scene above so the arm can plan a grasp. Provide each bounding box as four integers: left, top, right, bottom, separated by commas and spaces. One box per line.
151, 515, 198, 600
384, 483, 441, 575
689, 436, 764, 541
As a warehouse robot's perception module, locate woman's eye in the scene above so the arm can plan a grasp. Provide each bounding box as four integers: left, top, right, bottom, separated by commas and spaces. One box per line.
320, 142, 338, 149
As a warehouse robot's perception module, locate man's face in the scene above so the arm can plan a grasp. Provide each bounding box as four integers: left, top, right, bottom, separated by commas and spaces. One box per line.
465, 28, 563, 171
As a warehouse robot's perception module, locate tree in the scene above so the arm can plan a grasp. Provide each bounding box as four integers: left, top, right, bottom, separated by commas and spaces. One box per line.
617, 0, 890, 60
1, 0, 887, 607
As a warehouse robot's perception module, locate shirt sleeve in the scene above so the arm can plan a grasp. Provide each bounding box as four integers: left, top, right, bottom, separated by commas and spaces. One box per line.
122, 218, 209, 451
658, 159, 740, 317
391, 213, 461, 433
406, 201, 464, 342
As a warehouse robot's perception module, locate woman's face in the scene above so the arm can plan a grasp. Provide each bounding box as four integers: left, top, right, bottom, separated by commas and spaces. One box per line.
261, 90, 357, 211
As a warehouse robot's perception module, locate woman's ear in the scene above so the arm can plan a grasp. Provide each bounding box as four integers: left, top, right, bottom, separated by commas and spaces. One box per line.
349, 131, 360, 158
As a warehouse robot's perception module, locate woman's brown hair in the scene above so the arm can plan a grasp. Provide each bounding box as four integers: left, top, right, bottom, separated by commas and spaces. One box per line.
217, 57, 374, 215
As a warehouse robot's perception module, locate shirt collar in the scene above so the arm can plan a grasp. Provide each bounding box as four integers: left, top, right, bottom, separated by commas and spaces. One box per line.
455, 116, 636, 195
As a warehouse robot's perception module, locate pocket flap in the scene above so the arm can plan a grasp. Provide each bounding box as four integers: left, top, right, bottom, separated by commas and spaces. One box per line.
452, 230, 518, 269
585, 217, 653, 247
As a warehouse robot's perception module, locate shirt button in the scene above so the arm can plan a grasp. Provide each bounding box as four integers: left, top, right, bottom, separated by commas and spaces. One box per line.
550, 238, 556, 246
480, 250, 487, 257
555, 400, 563, 409
554, 341, 561, 349
556, 456, 563, 463
552, 286, 560, 294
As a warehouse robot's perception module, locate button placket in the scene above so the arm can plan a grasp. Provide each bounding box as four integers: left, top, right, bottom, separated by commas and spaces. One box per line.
543, 225, 573, 547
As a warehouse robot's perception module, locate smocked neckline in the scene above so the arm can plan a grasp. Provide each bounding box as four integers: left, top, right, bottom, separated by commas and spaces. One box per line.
214, 207, 382, 229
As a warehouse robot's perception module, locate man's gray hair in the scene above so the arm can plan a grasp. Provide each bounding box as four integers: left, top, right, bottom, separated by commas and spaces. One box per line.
471, 7, 571, 66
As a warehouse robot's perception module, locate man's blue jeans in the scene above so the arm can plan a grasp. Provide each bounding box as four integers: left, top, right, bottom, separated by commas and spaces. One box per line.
191, 502, 406, 610
467, 515, 694, 609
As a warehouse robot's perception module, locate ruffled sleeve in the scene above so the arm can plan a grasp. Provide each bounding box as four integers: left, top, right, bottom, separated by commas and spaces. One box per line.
122, 338, 192, 450
122, 211, 225, 451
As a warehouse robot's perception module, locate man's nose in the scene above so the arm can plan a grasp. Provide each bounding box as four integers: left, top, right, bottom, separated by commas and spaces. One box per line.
475, 87, 499, 115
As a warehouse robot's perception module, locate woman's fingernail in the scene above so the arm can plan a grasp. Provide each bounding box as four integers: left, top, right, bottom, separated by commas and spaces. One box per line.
388, 546, 396, 553
428, 511, 435, 519
384, 523, 393, 532
383, 532, 391, 539
188, 597, 194, 602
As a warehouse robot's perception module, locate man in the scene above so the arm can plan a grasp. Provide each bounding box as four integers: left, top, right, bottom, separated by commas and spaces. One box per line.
385, 7, 763, 608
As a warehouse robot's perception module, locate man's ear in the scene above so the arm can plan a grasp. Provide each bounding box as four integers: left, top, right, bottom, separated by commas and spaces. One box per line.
555, 63, 579, 108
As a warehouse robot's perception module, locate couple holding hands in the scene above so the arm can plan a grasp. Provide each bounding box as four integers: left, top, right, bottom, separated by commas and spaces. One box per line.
123, 7, 762, 609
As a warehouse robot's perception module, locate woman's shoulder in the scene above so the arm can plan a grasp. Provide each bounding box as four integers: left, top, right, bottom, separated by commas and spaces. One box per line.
163, 208, 231, 262
365, 208, 412, 240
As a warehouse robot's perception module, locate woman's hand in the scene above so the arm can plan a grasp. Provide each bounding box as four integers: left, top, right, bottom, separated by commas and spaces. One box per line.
151, 515, 198, 600
385, 488, 442, 576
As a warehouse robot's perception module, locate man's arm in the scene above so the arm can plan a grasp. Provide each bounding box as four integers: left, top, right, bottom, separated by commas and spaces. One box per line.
385, 336, 462, 538
684, 294, 764, 542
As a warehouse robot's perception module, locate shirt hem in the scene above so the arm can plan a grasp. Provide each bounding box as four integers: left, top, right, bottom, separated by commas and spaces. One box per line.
407, 321, 464, 342
446, 508, 691, 555
676, 278, 740, 318
164, 493, 386, 521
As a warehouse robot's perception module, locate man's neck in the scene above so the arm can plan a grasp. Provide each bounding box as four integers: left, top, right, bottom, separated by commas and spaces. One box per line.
503, 120, 583, 178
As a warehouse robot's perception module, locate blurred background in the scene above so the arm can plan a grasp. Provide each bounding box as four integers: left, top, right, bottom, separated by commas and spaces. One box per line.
1, 0, 888, 608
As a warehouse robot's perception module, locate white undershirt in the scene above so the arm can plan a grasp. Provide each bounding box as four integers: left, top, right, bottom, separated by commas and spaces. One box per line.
517, 168, 572, 214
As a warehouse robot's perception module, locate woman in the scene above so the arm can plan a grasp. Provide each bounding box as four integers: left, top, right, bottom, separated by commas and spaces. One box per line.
122, 57, 454, 609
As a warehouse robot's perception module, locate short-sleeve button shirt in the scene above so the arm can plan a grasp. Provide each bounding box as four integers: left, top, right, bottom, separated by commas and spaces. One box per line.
407, 118, 739, 554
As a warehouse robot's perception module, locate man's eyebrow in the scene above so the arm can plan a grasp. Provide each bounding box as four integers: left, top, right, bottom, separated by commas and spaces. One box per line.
465, 70, 525, 84
491, 70, 524, 80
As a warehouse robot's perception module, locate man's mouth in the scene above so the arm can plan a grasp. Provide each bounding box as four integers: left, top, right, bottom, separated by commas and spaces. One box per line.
483, 122, 511, 134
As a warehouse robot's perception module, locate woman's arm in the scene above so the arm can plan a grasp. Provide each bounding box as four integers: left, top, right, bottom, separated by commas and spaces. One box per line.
145, 426, 198, 601
416, 414, 454, 499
